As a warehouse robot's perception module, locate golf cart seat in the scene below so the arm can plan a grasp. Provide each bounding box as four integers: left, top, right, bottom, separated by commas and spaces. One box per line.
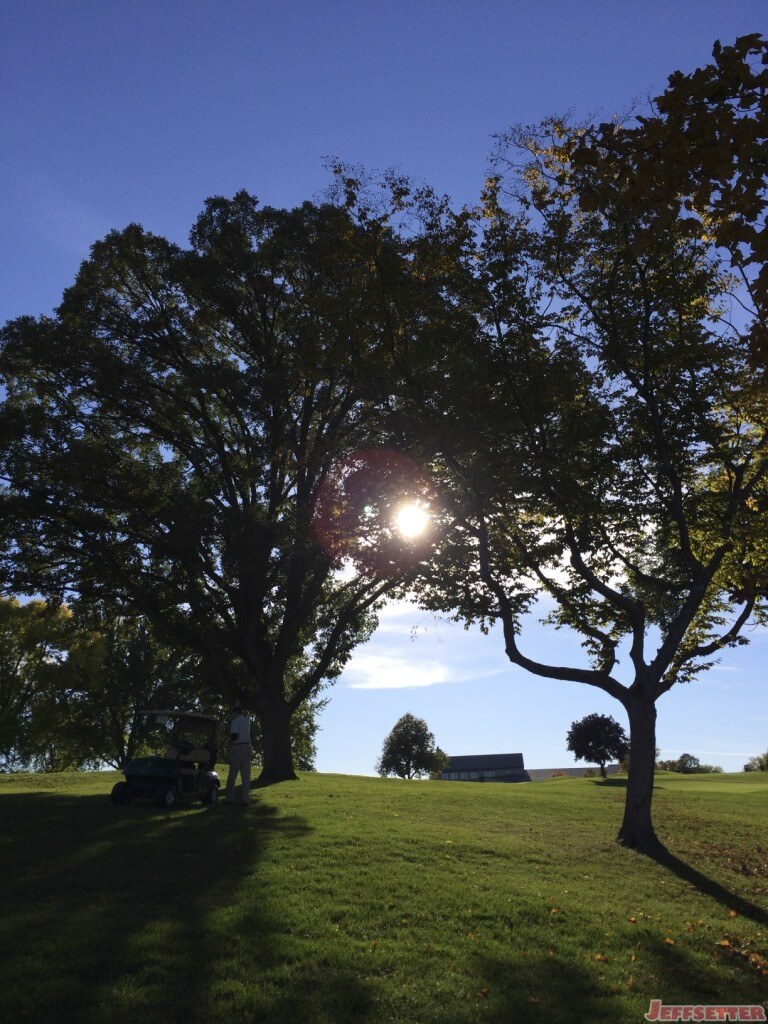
179, 748, 213, 764
165, 747, 212, 764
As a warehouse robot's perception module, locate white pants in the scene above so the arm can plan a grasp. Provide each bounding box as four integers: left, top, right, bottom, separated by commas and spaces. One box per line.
226, 744, 252, 803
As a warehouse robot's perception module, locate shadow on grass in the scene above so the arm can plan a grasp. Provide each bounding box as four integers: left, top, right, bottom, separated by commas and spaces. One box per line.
590, 777, 628, 788
472, 933, 764, 1024
649, 848, 768, 927
471, 952, 620, 1024
588, 778, 767, 925
0, 788, 376, 1024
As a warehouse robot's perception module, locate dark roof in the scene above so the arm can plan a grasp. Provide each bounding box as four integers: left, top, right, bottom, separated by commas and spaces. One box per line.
445, 753, 524, 771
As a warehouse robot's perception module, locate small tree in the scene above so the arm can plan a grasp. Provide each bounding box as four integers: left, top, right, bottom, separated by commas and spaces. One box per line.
566, 714, 628, 779
677, 753, 701, 775
376, 713, 442, 780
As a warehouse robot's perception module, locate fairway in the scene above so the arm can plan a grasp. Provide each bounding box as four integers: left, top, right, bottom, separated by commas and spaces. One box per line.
1, 770, 766, 1024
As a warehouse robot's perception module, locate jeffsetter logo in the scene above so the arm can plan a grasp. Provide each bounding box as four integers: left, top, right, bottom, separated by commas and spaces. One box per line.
645, 1002, 767, 1022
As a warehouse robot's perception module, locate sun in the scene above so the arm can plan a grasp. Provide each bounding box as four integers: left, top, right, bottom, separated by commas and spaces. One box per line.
394, 503, 430, 539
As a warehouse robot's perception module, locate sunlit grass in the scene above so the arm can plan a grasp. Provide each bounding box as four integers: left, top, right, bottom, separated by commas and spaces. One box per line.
1, 769, 765, 1023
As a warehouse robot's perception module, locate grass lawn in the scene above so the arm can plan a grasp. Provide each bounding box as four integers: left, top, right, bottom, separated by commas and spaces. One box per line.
0, 769, 765, 1024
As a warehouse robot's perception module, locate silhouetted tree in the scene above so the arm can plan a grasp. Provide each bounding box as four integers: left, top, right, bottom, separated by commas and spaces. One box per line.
0, 195, 434, 782
566, 714, 628, 779
572, 33, 768, 367
337, 36, 768, 853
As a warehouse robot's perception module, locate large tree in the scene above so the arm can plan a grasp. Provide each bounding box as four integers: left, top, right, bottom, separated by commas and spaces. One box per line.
0, 194, 433, 782
339, 63, 768, 851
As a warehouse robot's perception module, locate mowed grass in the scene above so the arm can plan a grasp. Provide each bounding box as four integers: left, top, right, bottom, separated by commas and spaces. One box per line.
0, 770, 766, 1024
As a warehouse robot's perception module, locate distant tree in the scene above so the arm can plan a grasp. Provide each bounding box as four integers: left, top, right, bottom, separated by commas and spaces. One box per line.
566, 714, 628, 779
657, 753, 723, 774
0, 598, 73, 771
376, 713, 442, 780
745, 751, 768, 772
429, 745, 450, 780
676, 753, 702, 775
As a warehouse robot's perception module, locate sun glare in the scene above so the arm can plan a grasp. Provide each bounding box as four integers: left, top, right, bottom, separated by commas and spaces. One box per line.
394, 503, 430, 539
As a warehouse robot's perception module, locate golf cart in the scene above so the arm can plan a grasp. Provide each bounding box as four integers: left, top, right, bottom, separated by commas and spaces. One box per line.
110, 710, 221, 808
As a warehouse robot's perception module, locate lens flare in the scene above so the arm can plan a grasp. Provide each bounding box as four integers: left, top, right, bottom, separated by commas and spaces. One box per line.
394, 503, 430, 539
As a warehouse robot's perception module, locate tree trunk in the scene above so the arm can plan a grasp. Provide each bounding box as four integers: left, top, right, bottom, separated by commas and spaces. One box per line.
257, 696, 298, 784
617, 696, 665, 854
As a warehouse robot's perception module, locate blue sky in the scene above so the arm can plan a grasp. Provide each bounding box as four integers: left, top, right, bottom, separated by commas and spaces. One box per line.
2, 1, 766, 775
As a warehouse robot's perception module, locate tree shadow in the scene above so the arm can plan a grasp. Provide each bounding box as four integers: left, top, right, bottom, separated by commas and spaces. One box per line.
466, 951, 622, 1024
648, 847, 768, 926
0, 787, 376, 1024
470, 934, 764, 1023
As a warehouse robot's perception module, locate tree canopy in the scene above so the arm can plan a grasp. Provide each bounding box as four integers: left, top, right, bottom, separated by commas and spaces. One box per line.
376, 713, 444, 780
571, 33, 768, 367
0, 194, 434, 782
566, 714, 628, 779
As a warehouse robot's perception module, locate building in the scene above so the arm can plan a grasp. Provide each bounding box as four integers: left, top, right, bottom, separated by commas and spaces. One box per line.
440, 753, 530, 783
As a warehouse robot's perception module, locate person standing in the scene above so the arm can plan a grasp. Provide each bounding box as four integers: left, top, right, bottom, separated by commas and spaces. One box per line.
226, 706, 252, 805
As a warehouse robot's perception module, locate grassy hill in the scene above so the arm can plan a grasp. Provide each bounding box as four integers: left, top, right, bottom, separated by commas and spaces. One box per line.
0, 769, 765, 1024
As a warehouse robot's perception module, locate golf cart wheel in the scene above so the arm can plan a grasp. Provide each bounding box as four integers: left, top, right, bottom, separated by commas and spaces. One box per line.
201, 783, 219, 806
111, 782, 132, 805
154, 784, 177, 809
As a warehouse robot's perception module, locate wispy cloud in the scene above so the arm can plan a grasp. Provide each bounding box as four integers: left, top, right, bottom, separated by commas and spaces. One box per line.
346, 653, 451, 689
661, 749, 757, 758
344, 649, 510, 690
